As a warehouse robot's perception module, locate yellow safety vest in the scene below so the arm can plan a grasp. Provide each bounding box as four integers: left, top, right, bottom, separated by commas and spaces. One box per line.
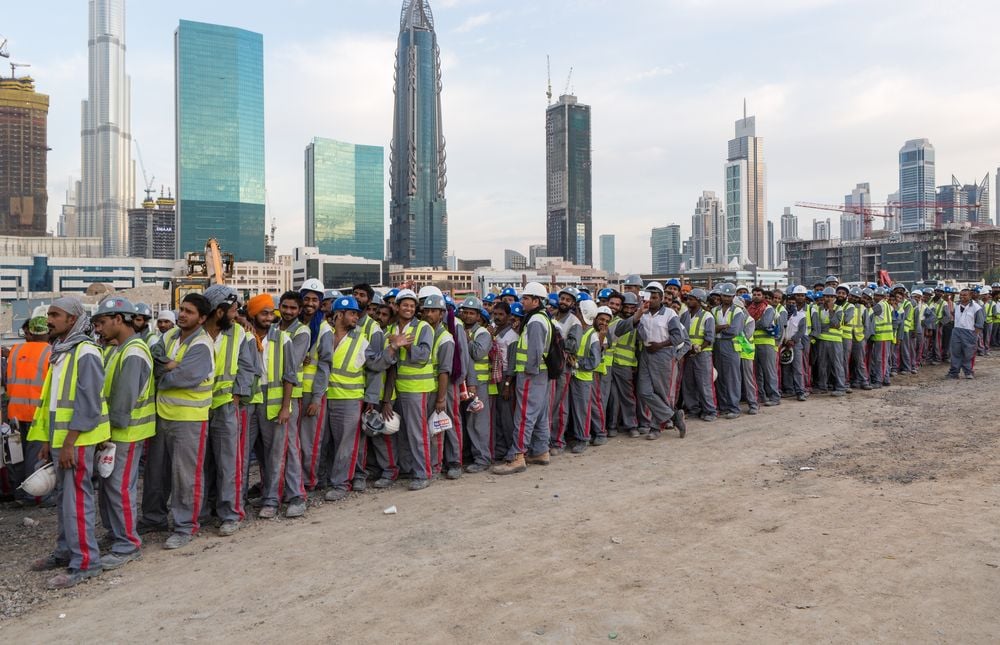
248, 329, 292, 420
301, 321, 333, 397
469, 324, 490, 383
285, 321, 311, 399
515, 312, 552, 373
873, 302, 894, 341
157, 327, 214, 422
689, 310, 712, 352
211, 325, 246, 410
391, 319, 436, 394
752, 306, 776, 347
327, 330, 366, 400
103, 336, 156, 443
595, 335, 612, 376
573, 327, 597, 382
851, 304, 865, 342
28, 342, 111, 448
818, 310, 842, 342
609, 322, 638, 367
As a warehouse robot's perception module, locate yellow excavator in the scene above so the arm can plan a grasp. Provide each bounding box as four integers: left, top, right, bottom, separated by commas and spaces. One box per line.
169, 238, 235, 308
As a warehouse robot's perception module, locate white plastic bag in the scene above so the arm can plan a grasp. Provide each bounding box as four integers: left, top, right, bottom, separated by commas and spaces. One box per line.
95, 442, 117, 478
428, 411, 452, 436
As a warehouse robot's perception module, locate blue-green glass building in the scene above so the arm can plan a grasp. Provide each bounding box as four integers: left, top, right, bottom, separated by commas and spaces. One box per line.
305, 138, 385, 260
389, 1, 448, 268
174, 20, 265, 261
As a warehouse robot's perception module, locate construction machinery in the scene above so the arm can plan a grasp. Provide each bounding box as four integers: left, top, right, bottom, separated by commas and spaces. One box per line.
169, 238, 235, 308
796, 200, 985, 239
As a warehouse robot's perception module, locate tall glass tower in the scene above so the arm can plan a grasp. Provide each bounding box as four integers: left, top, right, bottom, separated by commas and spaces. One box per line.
305, 138, 385, 260
175, 20, 265, 261
389, 0, 448, 268
898, 139, 935, 232
724, 107, 766, 267
79, 0, 134, 256
546, 94, 592, 266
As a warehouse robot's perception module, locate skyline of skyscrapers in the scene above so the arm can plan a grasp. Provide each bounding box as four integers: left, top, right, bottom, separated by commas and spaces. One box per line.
175, 20, 266, 261
79, 0, 135, 256
724, 107, 766, 267
389, 0, 448, 268
305, 137, 384, 260
0, 75, 49, 236
546, 93, 592, 267
898, 138, 935, 232
599, 234, 615, 274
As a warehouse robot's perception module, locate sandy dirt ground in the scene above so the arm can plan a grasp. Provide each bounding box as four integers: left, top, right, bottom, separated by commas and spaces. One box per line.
1, 359, 999, 642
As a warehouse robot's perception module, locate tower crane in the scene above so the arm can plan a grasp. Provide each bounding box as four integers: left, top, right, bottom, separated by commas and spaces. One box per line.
133, 138, 156, 205
795, 201, 983, 239
563, 67, 574, 96
0, 36, 9, 58
546, 54, 552, 104
9, 61, 29, 79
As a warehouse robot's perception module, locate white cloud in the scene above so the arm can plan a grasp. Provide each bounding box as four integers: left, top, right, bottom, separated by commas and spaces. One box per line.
454, 12, 495, 33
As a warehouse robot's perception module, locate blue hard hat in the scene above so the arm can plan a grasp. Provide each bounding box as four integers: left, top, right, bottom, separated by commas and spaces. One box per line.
666, 278, 682, 288
500, 286, 518, 298
740, 293, 751, 302
547, 294, 558, 307
385, 288, 399, 300
510, 302, 525, 317
444, 294, 456, 310
483, 293, 497, 303
333, 296, 360, 312
576, 291, 592, 302
480, 308, 492, 324
598, 288, 613, 300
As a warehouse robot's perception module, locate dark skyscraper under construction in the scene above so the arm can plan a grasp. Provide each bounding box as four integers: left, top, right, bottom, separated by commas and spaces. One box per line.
546, 94, 592, 267
389, 0, 448, 268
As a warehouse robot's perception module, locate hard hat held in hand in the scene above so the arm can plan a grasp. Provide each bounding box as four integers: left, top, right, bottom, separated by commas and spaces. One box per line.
20, 462, 56, 497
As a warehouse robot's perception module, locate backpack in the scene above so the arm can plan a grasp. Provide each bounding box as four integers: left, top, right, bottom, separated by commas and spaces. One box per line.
544, 318, 566, 380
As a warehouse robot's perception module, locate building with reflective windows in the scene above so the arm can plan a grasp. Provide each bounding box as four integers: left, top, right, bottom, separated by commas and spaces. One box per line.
724, 109, 766, 267
898, 138, 935, 232
546, 94, 592, 267
305, 138, 384, 260
389, 0, 448, 268
651, 225, 681, 275
175, 20, 265, 261
599, 234, 615, 274
79, 0, 135, 256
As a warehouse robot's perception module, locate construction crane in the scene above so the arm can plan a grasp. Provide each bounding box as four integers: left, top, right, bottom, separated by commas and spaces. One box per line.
0, 36, 9, 58
9, 61, 29, 79
546, 54, 552, 104
133, 139, 156, 205
563, 66, 574, 96
796, 201, 984, 239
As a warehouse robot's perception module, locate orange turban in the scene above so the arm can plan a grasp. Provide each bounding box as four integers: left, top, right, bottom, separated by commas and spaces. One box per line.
247, 294, 274, 318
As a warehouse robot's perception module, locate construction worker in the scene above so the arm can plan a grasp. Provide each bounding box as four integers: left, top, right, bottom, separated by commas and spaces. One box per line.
156, 310, 176, 336
493, 282, 552, 475
297, 280, 333, 493
549, 287, 582, 454
322, 295, 380, 500
348, 283, 385, 491
608, 292, 641, 436
713, 283, 744, 419
946, 288, 983, 379
590, 306, 614, 443
133, 303, 157, 344
199, 285, 255, 536
90, 298, 155, 570
991, 285, 1000, 348
749, 287, 780, 407
735, 294, 759, 414
4, 307, 51, 505
869, 288, 894, 388
275, 291, 310, 500
624, 282, 687, 439
243, 293, 301, 518
681, 289, 717, 420
812, 287, 847, 396
28, 297, 110, 589
976, 288, 991, 357
499, 286, 518, 307
491, 302, 519, 458
459, 296, 494, 472
423, 294, 459, 479
149, 293, 215, 549
847, 288, 872, 390
782, 286, 809, 401
567, 299, 602, 452
834, 286, 856, 389
383, 289, 436, 491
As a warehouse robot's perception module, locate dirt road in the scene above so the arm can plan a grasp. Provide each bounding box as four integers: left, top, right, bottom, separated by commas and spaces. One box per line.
2, 362, 999, 642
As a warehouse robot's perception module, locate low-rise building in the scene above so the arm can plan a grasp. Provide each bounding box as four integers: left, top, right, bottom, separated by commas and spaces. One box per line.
292, 247, 386, 290
0, 255, 177, 302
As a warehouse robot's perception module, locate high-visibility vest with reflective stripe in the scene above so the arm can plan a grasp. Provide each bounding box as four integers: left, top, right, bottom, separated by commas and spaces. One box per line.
28, 342, 111, 448
901, 300, 915, 333
752, 305, 777, 347
515, 312, 551, 373
5, 342, 50, 423
211, 325, 246, 409
712, 306, 738, 351
469, 324, 490, 383
851, 304, 865, 342
573, 327, 597, 381
359, 315, 378, 342
595, 336, 612, 375
873, 302, 894, 341
390, 320, 436, 393
327, 330, 366, 400
103, 336, 156, 442
933, 301, 945, 324
817, 310, 841, 342
432, 324, 453, 376
249, 329, 291, 419
301, 320, 333, 396
157, 328, 214, 422
284, 321, 311, 399
688, 310, 712, 352
609, 322, 638, 367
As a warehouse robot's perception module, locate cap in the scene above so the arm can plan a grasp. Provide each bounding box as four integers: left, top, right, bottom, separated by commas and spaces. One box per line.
822, 287, 836, 296
825, 275, 839, 283
459, 296, 483, 311
923, 288, 934, 296
371, 293, 385, 306
203, 285, 239, 310
421, 294, 446, 310
836, 285, 849, 293
874, 287, 887, 297
333, 296, 361, 312
299, 278, 325, 296
579, 300, 598, 326
558, 286, 579, 298
157, 310, 176, 323
665, 278, 681, 288
719, 283, 737, 296
27, 315, 48, 334
522, 282, 547, 298
645, 281, 664, 294
444, 294, 456, 310
323, 289, 340, 301
480, 307, 492, 324
576, 291, 592, 302
623, 274, 643, 287
849, 287, 862, 297
862, 288, 874, 298
134, 303, 152, 318
598, 288, 613, 300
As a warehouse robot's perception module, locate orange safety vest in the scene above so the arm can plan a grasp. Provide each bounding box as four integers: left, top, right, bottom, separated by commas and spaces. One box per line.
6, 342, 51, 423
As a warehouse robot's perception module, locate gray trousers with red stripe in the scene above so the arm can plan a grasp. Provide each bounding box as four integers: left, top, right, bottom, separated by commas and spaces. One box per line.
159, 417, 209, 536
324, 399, 362, 492
492, 393, 514, 460
548, 371, 572, 449
610, 364, 639, 430
439, 383, 464, 470
395, 392, 435, 481
99, 440, 144, 554
246, 402, 305, 508
569, 377, 594, 443
682, 350, 717, 416
465, 383, 493, 466
299, 392, 327, 490
591, 373, 609, 439
510, 372, 550, 459
138, 430, 171, 530
753, 345, 780, 405
636, 349, 676, 427
51, 444, 101, 571
201, 402, 245, 524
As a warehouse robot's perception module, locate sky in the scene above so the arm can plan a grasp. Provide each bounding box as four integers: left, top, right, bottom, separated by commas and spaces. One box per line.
6, 0, 1000, 273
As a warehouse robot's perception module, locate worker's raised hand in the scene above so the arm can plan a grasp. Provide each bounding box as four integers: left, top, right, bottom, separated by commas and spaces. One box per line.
389, 333, 413, 350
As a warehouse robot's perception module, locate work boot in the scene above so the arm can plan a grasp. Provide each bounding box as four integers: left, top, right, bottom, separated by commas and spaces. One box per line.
607, 428, 618, 438
101, 550, 142, 571
646, 429, 661, 440
324, 488, 348, 502
796, 394, 807, 401
408, 479, 430, 491
257, 506, 278, 520
525, 451, 550, 466
446, 467, 463, 480
674, 410, 686, 438
861, 384, 873, 390
352, 477, 367, 492
701, 414, 717, 422
570, 442, 587, 454
46, 567, 102, 590
164, 533, 192, 550
747, 408, 759, 415
549, 446, 564, 456
465, 463, 490, 474
31, 553, 70, 572
492, 454, 527, 475
218, 521, 240, 537
628, 429, 640, 438
285, 500, 307, 518
373, 477, 395, 489
831, 391, 846, 397
592, 435, 608, 446
724, 412, 741, 420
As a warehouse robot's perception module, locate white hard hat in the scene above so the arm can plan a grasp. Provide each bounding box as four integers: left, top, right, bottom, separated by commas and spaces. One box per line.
95, 443, 117, 478
395, 288, 418, 303
383, 411, 401, 435
792, 285, 808, 295
300, 278, 325, 295
31, 304, 49, 319
20, 462, 56, 497
596, 306, 613, 317
522, 282, 547, 298
417, 285, 443, 300
645, 281, 664, 293
157, 310, 176, 323
579, 299, 598, 326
